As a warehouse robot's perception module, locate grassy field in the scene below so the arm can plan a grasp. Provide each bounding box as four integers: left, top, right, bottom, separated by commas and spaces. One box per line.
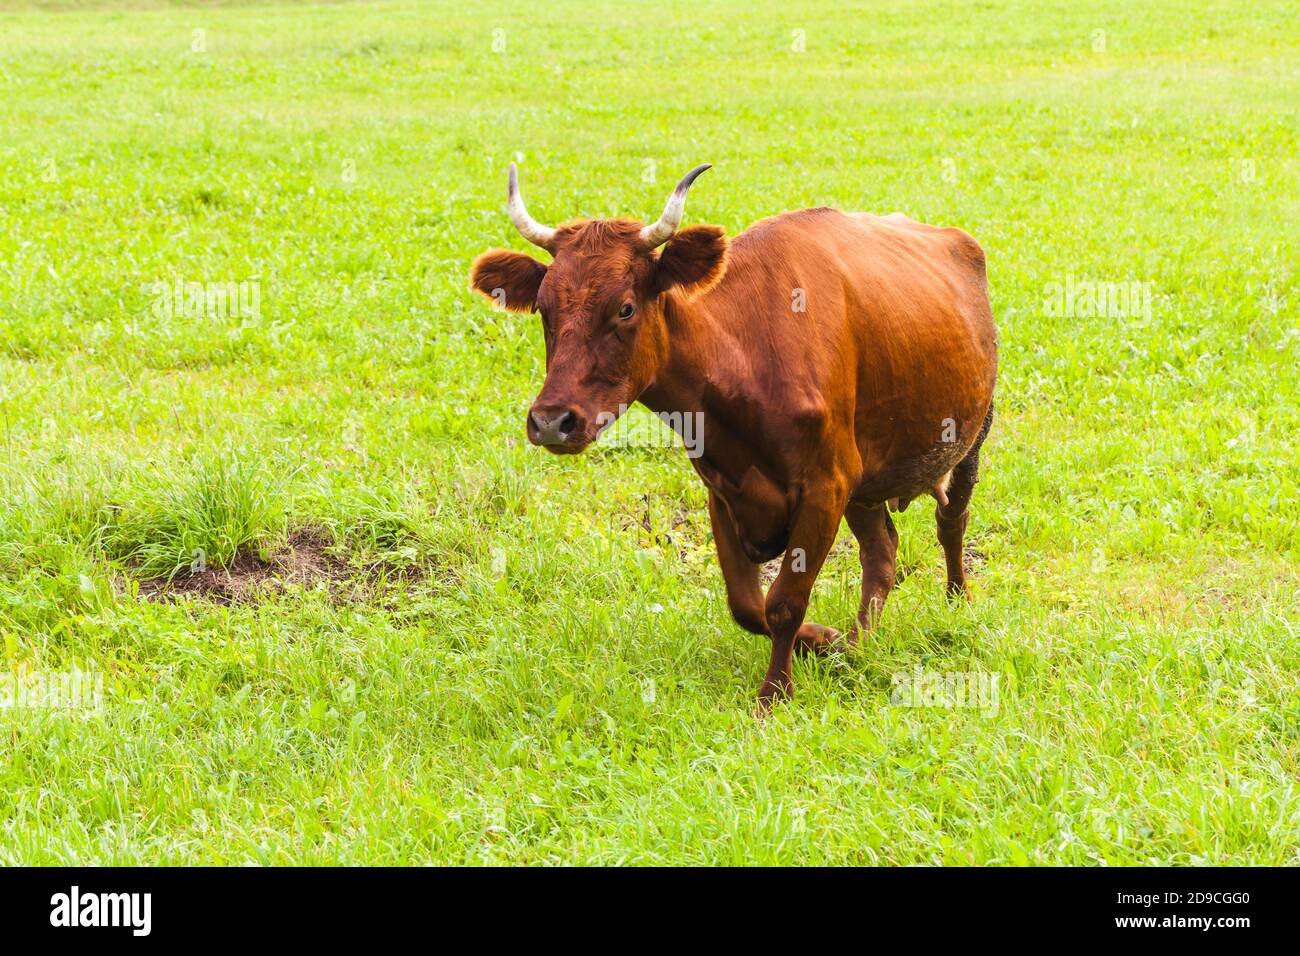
0, 0, 1297, 865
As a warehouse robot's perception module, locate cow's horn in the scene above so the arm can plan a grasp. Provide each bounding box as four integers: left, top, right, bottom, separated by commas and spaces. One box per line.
639, 163, 712, 249
507, 162, 557, 250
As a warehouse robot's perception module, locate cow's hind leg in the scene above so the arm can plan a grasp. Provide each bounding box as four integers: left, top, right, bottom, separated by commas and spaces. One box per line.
936, 404, 992, 597
845, 501, 898, 639
708, 492, 839, 657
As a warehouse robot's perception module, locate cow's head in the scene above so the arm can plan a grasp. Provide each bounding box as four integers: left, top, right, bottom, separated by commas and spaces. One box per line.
470, 163, 727, 454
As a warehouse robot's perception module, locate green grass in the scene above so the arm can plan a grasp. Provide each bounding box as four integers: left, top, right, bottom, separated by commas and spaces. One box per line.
0, 0, 1297, 864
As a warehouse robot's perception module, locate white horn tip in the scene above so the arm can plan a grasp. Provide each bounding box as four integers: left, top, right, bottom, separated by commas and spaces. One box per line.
640, 162, 713, 248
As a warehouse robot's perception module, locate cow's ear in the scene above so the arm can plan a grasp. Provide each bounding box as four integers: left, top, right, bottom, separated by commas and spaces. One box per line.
470, 249, 547, 312
653, 225, 729, 297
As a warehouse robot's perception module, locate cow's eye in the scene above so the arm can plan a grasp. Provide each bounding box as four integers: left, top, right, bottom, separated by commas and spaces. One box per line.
617, 303, 635, 321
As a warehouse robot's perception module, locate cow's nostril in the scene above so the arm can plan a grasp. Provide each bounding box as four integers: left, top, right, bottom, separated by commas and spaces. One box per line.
557, 411, 577, 437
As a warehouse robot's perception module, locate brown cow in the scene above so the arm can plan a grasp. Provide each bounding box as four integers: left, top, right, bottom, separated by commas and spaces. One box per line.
470, 163, 997, 712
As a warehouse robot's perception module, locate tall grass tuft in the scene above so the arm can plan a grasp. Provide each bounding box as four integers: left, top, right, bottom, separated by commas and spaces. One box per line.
99, 451, 294, 579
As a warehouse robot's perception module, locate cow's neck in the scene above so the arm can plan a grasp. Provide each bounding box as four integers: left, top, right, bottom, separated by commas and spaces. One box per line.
639, 293, 728, 420
637, 292, 778, 492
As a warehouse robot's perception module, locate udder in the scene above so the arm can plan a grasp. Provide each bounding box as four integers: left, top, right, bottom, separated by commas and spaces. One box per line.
853, 441, 971, 509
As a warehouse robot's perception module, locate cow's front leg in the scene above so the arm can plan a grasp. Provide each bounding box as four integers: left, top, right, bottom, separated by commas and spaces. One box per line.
844, 501, 899, 638
708, 491, 769, 636
709, 490, 841, 656
757, 487, 847, 713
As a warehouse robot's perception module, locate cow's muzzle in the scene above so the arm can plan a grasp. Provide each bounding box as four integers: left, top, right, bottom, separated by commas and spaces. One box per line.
527, 405, 589, 453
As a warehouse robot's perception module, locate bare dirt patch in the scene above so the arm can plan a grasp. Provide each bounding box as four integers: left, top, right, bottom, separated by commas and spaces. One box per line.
760, 537, 857, 585
136, 528, 404, 605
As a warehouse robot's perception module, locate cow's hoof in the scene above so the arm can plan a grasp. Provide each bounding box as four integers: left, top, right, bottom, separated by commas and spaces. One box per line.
794, 623, 845, 657
755, 678, 792, 717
